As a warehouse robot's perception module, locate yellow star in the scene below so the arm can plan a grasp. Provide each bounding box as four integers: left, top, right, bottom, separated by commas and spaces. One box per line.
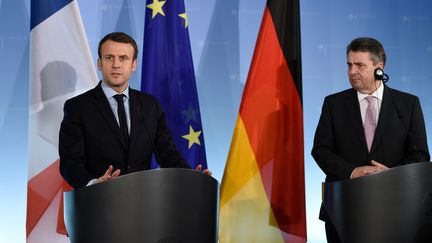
182, 125, 202, 149
178, 13, 188, 28
146, 0, 166, 19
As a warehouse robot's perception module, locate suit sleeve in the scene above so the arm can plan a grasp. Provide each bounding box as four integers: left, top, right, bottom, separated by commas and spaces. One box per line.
311, 97, 357, 181
399, 96, 430, 164
152, 100, 191, 169
59, 99, 95, 189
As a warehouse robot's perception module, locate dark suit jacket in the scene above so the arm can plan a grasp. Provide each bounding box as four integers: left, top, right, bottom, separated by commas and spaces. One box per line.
59, 82, 190, 189
312, 85, 430, 220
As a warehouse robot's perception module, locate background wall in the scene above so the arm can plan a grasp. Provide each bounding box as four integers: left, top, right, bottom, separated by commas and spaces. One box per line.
1, 0, 432, 242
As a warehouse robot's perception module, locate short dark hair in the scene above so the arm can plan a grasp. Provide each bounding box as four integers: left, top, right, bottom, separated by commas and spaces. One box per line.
347, 37, 386, 65
98, 32, 138, 60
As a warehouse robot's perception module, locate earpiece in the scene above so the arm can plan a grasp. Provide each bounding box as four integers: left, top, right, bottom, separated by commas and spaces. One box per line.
374, 68, 389, 83
374, 68, 384, 81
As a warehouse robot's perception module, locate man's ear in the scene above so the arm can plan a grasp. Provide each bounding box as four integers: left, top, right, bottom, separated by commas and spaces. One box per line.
377, 62, 384, 70
97, 59, 102, 70
132, 59, 137, 71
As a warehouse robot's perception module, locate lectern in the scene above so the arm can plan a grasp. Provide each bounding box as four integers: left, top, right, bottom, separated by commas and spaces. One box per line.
64, 168, 219, 243
323, 162, 432, 243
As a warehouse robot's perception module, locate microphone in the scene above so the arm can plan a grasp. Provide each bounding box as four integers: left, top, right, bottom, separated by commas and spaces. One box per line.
392, 102, 422, 162
374, 68, 389, 83
136, 105, 161, 167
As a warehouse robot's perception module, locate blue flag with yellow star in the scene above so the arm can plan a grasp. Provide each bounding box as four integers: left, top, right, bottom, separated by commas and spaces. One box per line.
141, 0, 207, 169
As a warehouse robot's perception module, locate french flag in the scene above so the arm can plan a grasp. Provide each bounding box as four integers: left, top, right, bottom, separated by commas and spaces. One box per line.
27, 0, 97, 242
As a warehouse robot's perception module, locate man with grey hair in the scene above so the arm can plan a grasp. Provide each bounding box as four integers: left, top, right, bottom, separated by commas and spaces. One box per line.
312, 37, 429, 242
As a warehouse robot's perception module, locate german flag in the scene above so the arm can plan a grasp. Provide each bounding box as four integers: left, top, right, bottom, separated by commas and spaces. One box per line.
219, 0, 306, 242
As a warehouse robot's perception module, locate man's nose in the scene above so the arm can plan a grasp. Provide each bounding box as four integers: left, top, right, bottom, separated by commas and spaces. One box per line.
112, 58, 120, 68
348, 66, 357, 75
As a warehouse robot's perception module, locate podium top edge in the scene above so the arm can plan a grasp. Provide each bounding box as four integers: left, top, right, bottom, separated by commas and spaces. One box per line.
322, 161, 432, 185
67, 168, 219, 193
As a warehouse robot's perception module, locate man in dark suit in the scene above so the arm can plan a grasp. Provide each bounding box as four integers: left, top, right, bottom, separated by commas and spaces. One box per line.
59, 32, 210, 189
312, 37, 430, 243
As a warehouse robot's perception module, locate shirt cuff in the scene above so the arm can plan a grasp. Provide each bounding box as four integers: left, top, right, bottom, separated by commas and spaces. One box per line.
86, 178, 97, 186
350, 168, 356, 179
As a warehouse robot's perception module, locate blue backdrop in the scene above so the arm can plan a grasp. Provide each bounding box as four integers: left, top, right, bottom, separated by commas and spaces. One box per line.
1, 0, 432, 242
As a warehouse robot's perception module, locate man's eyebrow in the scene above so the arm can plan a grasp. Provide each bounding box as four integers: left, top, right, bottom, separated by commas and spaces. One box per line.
347, 61, 365, 65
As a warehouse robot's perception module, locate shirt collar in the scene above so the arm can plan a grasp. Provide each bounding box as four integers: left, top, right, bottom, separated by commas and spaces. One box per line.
101, 81, 129, 99
357, 81, 384, 102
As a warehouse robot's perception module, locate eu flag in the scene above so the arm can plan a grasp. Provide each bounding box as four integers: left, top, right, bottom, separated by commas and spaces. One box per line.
141, 0, 207, 169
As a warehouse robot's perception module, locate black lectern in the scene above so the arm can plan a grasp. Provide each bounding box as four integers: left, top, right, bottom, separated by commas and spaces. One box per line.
64, 168, 219, 243
323, 162, 432, 243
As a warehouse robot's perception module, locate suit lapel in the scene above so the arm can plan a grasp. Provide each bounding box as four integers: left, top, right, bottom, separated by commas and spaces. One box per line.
92, 82, 128, 149
344, 89, 369, 152
128, 89, 141, 151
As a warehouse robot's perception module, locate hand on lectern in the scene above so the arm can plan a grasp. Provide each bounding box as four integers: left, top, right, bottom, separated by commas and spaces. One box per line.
351, 160, 388, 179
96, 165, 121, 184
195, 164, 212, 176
371, 160, 388, 170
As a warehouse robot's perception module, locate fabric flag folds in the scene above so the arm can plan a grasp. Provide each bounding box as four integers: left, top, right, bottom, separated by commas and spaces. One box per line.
27, 0, 97, 242
141, 0, 207, 169
219, 0, 306, 242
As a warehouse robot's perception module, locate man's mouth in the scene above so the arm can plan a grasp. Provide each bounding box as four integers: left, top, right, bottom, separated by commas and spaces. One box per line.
350, 76, 361, 82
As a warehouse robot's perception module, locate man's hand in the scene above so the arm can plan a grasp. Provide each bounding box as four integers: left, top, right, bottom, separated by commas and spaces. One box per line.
96, 165, 121, 184
371, 160, 388, 170
195, 164, 212, 176
351, 160, 388, 179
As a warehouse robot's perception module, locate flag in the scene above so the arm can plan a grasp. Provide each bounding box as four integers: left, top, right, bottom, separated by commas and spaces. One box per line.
141, 0, 207, 169
27, 0, 97, 242
219, 0, 306, 242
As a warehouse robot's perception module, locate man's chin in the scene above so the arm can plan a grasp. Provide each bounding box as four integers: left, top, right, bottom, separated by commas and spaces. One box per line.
108, 79, 125, 85
350, 85, 366, 93
103, 80, 128, 88
349, 82, 359, 89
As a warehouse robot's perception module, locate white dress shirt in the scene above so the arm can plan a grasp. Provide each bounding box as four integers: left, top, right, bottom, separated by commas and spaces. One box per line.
357, 81, 384, 125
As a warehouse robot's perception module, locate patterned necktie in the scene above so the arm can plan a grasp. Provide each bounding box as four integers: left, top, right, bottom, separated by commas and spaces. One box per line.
113, 94, 129, 144
364, 96, 376, 152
